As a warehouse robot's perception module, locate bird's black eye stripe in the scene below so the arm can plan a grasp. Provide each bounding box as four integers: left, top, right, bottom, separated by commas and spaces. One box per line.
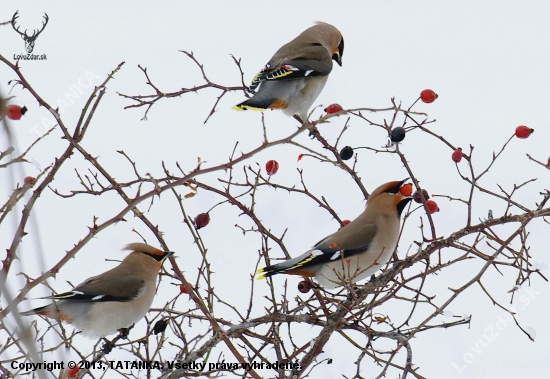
142, 252, 168, 262
338, 38, 344, 55
385, 178, 409, 194
385, 185, 401, 194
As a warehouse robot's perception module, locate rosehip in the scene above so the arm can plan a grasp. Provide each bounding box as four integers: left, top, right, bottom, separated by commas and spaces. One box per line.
339, 220, 351, 229
24, 176, 36, 185
515, 125, 534, 139
266, 160, 279, 175
339, 146, 353, 160
547, 157, 550, 166
452, 148, 463, 163
413, 189, 430, 203
153, 319, 168, 335
5, 105, 28, 120
426, 200, 439, 214
324, 103, 343, 114
67, 366, 79, 378
194, 213, 210, 229
390, 127, 406, 142
298, 280, 311, 293
399, 183, 413, 197
179, 285, 189, 294
420, 89, 438, 103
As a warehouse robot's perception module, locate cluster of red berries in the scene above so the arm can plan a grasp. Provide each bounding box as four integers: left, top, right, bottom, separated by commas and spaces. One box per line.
398, 184, 438, 214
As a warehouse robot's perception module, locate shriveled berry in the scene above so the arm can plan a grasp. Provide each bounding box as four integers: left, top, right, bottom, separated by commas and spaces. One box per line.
413, 189, 430, 203
390, 127, 406, 143
339, 220, 351, 229
547, 157, 550, 166
6, 105, 27, 120
515, 125, 534, 139
266, 160, 279, 175
420, 89, 438, 103
339, 146, 353, 160
24, 176, 36, 185
153, 319, 168, 335
426, 200, 439, 214
194, 213, 210, 229
179, 284, 189, 294
325, 103, 343, 114
298, 280, 311, 293
399, 183, 413, 197
452, 148, 463, 163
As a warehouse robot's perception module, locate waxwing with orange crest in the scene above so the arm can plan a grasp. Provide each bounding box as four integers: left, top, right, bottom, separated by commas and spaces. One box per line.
21, 243, 174, 338
257, 180, 412, 288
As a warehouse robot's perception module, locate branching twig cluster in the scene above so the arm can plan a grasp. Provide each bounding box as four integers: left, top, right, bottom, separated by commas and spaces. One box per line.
0, 51, 548, 379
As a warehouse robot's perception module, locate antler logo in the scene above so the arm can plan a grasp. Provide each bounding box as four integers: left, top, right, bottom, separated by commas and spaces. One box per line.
12, 11, 49, 54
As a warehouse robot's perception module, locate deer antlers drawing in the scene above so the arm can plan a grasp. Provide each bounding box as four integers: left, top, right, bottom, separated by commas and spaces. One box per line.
12, 11, 49, 53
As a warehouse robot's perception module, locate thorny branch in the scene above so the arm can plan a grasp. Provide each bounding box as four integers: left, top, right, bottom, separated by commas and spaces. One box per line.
1, 52, 548, 379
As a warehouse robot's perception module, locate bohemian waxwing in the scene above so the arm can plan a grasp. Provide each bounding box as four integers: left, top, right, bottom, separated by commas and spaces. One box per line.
233, 22, 344, 122
21, 243, 174, 338
257, 180, 412, 288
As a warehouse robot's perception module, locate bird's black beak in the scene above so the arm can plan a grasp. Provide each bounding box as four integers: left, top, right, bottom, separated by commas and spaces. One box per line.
332, 53, 342, 67
333, 38, 344, 67
161, 251, 175, 262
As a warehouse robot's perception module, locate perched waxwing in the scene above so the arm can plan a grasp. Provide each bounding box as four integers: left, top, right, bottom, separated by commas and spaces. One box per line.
21, 243, 174, 338
257, 180, 412, 288
233, 22, 344, 122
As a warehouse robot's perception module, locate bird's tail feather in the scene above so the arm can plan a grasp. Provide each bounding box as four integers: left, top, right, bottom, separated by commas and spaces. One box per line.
233, 98, 287, 112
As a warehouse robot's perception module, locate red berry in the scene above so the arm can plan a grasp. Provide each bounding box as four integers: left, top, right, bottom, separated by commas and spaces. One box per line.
339, 220, 351, 229
266, 160, 279, 175
6, 105, 28, 120
324, 103, 343, 114
298, 280, 311, 293
67, 366, 79, 378
24, 176, 36, 185
399, 183, 413, 197
426, 200, 439, 214
194, 213, 210, 229
420, 89, 438, 103
515, 125, 534, 139
452, 148, 463, 163
547, 157, 550, 166
179, 285, 189, 294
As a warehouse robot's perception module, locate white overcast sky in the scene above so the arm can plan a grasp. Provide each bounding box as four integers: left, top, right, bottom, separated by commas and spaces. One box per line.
1, 1, 550, 378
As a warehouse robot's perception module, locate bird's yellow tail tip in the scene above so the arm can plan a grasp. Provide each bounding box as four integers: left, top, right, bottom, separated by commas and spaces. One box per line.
256, 268, 267, 280
233, 104, 266, 112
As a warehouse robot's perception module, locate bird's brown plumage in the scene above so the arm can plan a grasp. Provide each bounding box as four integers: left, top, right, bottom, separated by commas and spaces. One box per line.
21, 243, 173, 337
257, 180, 411, 288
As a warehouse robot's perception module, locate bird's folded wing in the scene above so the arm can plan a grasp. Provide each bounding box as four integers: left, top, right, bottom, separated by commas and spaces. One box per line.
249, 51, 333, 91
257, 223, 377, 277
311, 222, 378, 259
46, 274, 145, 302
